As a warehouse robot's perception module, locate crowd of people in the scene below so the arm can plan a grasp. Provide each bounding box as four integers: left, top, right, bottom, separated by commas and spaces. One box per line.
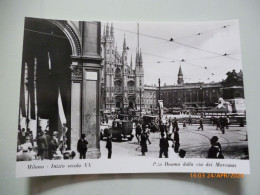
17, 114, 232, 161
17, 123, 76, 161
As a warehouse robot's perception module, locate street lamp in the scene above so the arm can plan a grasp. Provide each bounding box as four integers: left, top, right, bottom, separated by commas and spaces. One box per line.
200, 84, 203, 117
158, 78, 162, 131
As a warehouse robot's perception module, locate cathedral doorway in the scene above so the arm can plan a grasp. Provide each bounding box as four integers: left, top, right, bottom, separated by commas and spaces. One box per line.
129, 102, 134, 109
116, 101, 121, 108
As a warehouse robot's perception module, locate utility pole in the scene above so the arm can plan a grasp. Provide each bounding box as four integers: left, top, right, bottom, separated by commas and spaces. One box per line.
140, 88, 142, 117
200, 84, 203, 117
158, 78, 161, 131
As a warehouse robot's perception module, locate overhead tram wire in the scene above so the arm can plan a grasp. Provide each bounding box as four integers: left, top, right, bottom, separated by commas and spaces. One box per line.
24, 27, 233, 75
174, 25, 231, 41
87, 21, 240, 61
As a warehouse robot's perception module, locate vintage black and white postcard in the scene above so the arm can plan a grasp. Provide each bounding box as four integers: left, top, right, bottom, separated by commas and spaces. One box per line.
16, 18, 249, 177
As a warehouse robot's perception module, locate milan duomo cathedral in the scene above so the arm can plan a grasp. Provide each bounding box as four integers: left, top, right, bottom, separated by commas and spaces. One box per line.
101, 23, 144, 110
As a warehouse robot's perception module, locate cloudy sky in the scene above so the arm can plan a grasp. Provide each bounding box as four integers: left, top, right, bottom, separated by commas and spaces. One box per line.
101, 20, 243, 86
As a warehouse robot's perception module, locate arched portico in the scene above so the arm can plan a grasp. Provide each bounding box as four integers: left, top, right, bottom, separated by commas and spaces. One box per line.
20, 18, 102, 159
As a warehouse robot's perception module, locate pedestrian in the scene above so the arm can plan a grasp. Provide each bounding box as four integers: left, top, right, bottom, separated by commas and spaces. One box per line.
208, 136, 224, 159
105, 115, 108, 124
135, 123, 142, 144
220, 117, 225, 134
106, 133, 112, 159
173, 118, 179, 131
140, 129, 148, 156
168, 122, 173, 140
188, 116, 192, 125
183, 119, 187, 129
49, 131, 59, 159
145, 125, 151, 144
37, 131, 48, 160
159, 133, 169, 158
198, 118, 204, 130
17, 126, 22, 145
173, 130, 180, 153
45, 130, 52, 159
21, 128, 26, 144
28, 131, 34, 147
77, 134, 88, 159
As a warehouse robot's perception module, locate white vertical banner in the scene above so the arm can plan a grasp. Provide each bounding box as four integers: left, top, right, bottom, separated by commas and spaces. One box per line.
158, 100, 164, 119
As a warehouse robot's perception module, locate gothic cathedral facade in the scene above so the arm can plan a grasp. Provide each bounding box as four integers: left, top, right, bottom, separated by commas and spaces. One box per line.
101, 23, 144, 110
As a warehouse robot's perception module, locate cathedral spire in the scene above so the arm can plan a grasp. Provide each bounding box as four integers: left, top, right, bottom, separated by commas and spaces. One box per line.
103, 26, 106, 38
178, 65, 183, 75
139, 49, 143, 66
110, 23, 114, 38
177, 65, 184, 85
106, 22, 109, 37
130, 54, 133, 69
135, 48, 139, 66
123, 34, 126, 51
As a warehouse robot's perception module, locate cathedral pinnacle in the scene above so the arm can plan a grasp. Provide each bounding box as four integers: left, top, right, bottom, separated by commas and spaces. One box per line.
106, 22, 109, 37
110, 23, 114, 38
139, 49, 143, 66
135, 48, 139, 65
130, 54, 133, 69
123, 34, 127, 51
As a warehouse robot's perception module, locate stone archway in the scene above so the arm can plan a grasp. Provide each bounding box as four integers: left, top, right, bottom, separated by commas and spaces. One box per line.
20, 18, 102, 158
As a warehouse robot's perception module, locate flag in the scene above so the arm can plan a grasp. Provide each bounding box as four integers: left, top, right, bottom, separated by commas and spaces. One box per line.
58, 89, 67, 141
58, 89, 66, 125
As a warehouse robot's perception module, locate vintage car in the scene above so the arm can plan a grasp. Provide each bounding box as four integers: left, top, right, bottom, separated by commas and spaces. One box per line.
100, 119, 134, 141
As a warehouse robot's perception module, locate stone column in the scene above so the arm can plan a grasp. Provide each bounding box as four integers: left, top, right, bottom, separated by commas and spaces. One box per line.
70, 21, 102, 158
81, 21, 102, 158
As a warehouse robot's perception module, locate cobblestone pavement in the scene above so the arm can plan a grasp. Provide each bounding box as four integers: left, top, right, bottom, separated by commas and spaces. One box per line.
100, 123, 249, 160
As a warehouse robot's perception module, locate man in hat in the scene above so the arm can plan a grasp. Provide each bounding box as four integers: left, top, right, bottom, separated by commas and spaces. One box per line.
135, 123, 142, 144
208, 136, 223, 159
198, 118, 204, 131
77, 134, 88, 159
106, 132, 112, 159
159, 133, 169, 158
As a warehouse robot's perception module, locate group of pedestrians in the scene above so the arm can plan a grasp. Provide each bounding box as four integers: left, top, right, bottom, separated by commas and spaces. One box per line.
211, 116, 229, 134
17, 124, 75, 161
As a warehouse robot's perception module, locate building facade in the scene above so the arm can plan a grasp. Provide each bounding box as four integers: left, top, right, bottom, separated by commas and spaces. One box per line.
143, 85, 157, 113
156, 66, 222, 109
101, 23, 144, 110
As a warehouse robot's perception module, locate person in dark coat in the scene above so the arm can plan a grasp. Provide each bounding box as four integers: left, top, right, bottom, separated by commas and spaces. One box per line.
45, 131, 52, 159
135, 123, 142, 144
37, 131, 48, 160
173, 130, 180, 153
77, 134, 88, 159
159, 133, 169, 158
140, 129, 148, 156
49, 131, 59, 159
220, 117, 225, 134
106, 133, 112, 159
198, 118, 204, 130
20, 128, 26, 144
208, 136, 223, 159
173, 118, 179, 131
